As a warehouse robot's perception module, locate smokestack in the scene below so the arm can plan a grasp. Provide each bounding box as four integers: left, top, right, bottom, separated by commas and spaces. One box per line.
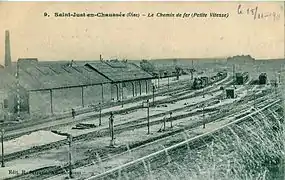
5, 30, 11, 68
100, 54, 102, 61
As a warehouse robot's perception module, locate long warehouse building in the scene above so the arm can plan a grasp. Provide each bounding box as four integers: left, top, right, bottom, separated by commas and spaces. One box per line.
0, 58, 154, 119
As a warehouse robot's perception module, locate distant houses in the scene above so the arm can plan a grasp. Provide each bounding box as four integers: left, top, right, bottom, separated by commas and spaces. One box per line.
227, 55, 255, 62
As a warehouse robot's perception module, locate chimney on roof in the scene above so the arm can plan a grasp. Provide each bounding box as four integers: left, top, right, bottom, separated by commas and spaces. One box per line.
5, 30, 11, 68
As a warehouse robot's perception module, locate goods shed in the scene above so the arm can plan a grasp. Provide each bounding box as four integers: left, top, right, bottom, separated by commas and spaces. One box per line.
2, 58, 154, 118
85, 60, 154, 101
14, 59, 112, 116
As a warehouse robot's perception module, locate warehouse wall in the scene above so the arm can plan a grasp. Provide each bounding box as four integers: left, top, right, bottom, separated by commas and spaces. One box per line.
124, 81, 134, 99
28, 79, 153, 117
134, 81, 141, 96
29, 90, 51, 116
84, 85, 103, 106
52, 87, 82, 113
111, 83, 119, 101
102, 83, 112, 103
146, 79, 152, 94
140, 80, 147, 95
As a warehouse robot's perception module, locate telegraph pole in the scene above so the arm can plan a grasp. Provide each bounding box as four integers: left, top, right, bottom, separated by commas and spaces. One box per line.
158, 75, 160, 89
81, 86, 84, 108
167, 76, 170, 91
202, 103, 205, 129
109, 112, 114, 146
121, 68, 124, 107
143, 100, 150, 134
163, 116, 166, 131
68, 135, 72, 179
169, 112, 173, 128
1, 128, 4, 167
99, 103, 102, 126
146, 100, 150, 134
147, 102, 150, 134
16, 60, 20, 120
1, 100, 7, 168
121, 82, 124, 108
253, 92, 256, 108
152, 85, 155, 107
121, 90, 124, 108
233, 64, 236, 88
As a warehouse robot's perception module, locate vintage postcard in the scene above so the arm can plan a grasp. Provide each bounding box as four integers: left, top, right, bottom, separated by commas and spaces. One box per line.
0, 1, 284, 180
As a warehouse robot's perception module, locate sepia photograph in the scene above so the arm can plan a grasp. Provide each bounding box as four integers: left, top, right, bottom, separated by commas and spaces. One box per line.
0, 1, 284, 180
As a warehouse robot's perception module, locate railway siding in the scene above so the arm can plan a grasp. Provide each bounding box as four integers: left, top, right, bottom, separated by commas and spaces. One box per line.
5, 93, 278, 180
83, 99, 282, 180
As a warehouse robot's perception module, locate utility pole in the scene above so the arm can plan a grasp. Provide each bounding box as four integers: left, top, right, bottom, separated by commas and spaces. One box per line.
233, 64, 236, 88
1, 101, 7, 168
158, 75, 160, 90
253, 92, 256, 108
152, 85, 155, 107
121, 67, 124, 107
163, 116, 166, 131
167, 76, 170, 91
147, 101, 150, 134
1, 127, 4, 167
68, 135, 72, 179
202, 103, 205, 129
143, 100, 150, 134
109, 112, 114, 146
81, 86, 84, 108
190, 70, 193, 80
50, 89, 53, 115
169, 112, 173, 128
121, 82, 124, 108
99, 103, 102, 126
16, 60, 20, 121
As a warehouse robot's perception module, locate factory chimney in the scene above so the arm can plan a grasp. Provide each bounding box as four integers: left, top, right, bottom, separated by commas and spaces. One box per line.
5, 30, 11, 68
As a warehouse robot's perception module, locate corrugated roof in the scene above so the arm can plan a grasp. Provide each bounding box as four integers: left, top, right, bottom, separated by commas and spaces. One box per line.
86, 60, 153, 82
11, 60, 111, 91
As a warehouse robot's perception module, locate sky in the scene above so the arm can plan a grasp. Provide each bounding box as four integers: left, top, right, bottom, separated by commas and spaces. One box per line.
0, 1, 284, 64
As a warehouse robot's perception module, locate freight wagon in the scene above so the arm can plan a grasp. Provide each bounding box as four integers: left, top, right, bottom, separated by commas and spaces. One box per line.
192, 71, 227, 90
235, 72, 249, 85
258, 73, 267, 85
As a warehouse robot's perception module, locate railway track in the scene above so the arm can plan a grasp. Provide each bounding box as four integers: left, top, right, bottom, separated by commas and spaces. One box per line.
2, 76, 191, 129
81, 99, 282, 180
2, 84, 265, 167
2, 80, 255, 165
4, 74, 232, 141
5, 91, 278, 180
